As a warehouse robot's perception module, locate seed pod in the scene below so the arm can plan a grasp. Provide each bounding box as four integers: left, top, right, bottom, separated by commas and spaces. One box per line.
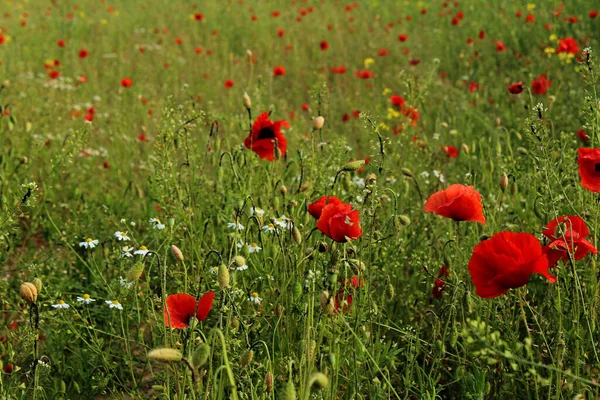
192, 343, 211, 368
387, 283, 395, 300
280, 185, 287, 195
461, 143, 469, 154
398, 215, 411, 226
284, 380, 297, 400
266, 371, 273, 394
218, 264, 230, 289
292, 226, 302, 244
273, 196, 280, 212
292, 282, 303, 299
306, 340, 317, 362
152, 385, 166, 392
310, 372, 329, 389
171, 245, 184, 261
148, 348, 183, 363
343, 174, 351, 192
20, 282, 38, 304
341, 159, 365, 172
32, 278, 43, 292
243, 92, 252, 110
126, 262, 145, 282
500, 173, 509, 192
240, 350, 254, 368
401, 167, 414, 178
313, 116, 325, 130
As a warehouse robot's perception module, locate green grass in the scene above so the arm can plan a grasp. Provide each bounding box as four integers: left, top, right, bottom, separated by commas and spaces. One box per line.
1, 0, 600, 398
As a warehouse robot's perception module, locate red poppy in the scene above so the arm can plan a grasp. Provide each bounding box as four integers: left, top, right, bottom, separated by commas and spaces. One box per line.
496, 41, 506, 52
57, 39, 66, 47
578, 148, 600, 192
468, 232, 554, 298
78, 48, 89, 59
378, 48, 389, 56
525, 14, 535, 23
316, 202, 362, 242
308, 196, 343, 219
302, 103, 310, 111
590, 10, 598, 18
432, 266, 449, 299
409, 59, 421, 66
121, 78, 132, 87
273, 66, 285, 76
531, 73, 551, 95
577, 129, 589, 143
224, 80, 234, 88
277, 28, 284, 37
542, 215, 597, 267
398, 34, 407, 42
355, 70, 374, 79
49, 70, 60, 79
478, 30, 485, 39
556, 37, 579, 54
390, 95, 405, 108
194, 13, 204, 21
424, 184, 486, 224
164, 292, 215, 328
507, 82, 524, 94
442, 145, 458, 158
0, 34, 4, 45
330, 66, 346, 74
320, 40, 329, 50
515, 10, 522, 18
244, 112, 289, 161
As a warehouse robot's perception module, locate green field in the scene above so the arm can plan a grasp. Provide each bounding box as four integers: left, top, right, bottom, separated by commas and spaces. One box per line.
1, 0, 600, 398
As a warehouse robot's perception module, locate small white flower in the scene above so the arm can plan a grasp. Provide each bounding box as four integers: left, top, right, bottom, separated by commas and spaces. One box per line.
114, 231, 130, 241
120, 246, 134, 258
250, 207, 265, 216
76, 294, 96, 304
352, 177, 365, 188
149, 218, 165, 230
119, 276, 134, 289
262, 223, 276, 233
248, 243, 262, 253
236, 263, 249, 271
273, 216, 292, 230
120, 218, 127, 224
236, 240, 245, 249
386, 175, 397, 184
106, 300, 123, 310
51, 300, 70, 309
248, 292, 262, 305
209, 266, 218, 275
228, 222, 245, 231
79, 238, 99, 249
134, 245, 150, 256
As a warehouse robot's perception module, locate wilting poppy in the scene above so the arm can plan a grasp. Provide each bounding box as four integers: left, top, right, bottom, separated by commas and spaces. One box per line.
121, 78, 132, 87
532, 73, 551, 95
164, 292, 215, 328
442, 145, 458, 158
432, 266, 449, 299
542, 215, 597, 267
424, 184, 485, 224
316, 202, 362, 242
308, 196, 343, 219
507, 82, 524, 94
468, 231, 554, 298
273, 66, 286, 76
577, 147, 600, 192
244, 112, 289, 161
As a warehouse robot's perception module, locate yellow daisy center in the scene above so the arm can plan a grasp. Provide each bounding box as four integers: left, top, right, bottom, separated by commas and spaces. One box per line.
140, 245, 147, 250
83, 294, 90, 299
251, 292, 259, 298
112, 300, 120, 305
58, 300, 65, 305
86, 238, 93, 242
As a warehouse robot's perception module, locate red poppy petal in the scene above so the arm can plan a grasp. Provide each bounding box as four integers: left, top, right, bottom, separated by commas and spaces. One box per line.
196, 291, 215, 321
164, 293, 196, 328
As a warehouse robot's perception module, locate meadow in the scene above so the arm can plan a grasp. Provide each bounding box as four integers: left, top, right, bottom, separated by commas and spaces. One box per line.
1, 0, 600, 398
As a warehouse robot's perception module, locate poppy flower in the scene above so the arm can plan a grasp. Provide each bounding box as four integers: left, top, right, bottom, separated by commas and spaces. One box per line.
273, 66, 285, 76
164, 292, 215, 328
424, 184, 486, 224
57, 39, 66, 47
525, 14, 535, 23
355, 70, 374, 79
49, 70, 60, 79
478, 30, 485, 39
378, 48, 389, 56
496, 41, 506, 52
398, 34, 407, 42
507, 82, 524, 94
308, 196, 343, 219
442, 145, 458, 158
78, 49, 89, 59
577, 129, 589, 143
277, 28, 284, 37
556, 37, 580, 54
468, 232, 554, 298
542, 215, 597, 267
244, 112, 290, 161
432, 266, 449, 299
390, 95, 405, 108
316, 202, 362, 242
224, 79, 234, 89
590, 10, 598, 18
320, 40, 329, 50
532, 73, 551, 95
194, 13, 204, 21
121, 78, 132, 87
577, 147, 600, 192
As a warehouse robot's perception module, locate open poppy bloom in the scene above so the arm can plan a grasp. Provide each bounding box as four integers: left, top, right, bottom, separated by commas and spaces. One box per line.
507, 82, 524, 94
424, 184, 486, 224
556, 37, 580, 54
542, 215, 597, 267
308, 196, 342, 219
164, 291, 215, 328
244, 112, 289, 161
532, 73, 552, 95
468, 232, 554, 298
441, 145, 458, 158
316, 202, 362, 242
577, 148, 600, 192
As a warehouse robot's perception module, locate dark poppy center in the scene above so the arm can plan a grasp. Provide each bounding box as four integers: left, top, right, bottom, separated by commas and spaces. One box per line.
257, 127, 276, 140
595, 163, 600, 172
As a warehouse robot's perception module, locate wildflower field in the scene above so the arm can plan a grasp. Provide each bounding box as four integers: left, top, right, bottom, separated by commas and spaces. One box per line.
2, 0, 600, 398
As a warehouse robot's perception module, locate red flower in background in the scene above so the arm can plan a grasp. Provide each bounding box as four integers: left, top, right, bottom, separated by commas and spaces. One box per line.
507, 82, 524, 94
320, 40, 329, 50
532, 73, 551, 95
496, 41, 506, 52
224, 80, 234, 88
525, 14, 535, 23
49, 70, 60, 79
590, 10, 598, 18
424, 184, 486, 224
398, 34, 407, 42
577, 129, 589, 143
468, 232, 554, 298
556, 37, 579, 54
432, 266, 449, 299
78, 48, 89, 59
442, 145, 458, 158
378, 48, 389, 56
390, 95, 405, 108
273, 66, 286, 76
316, 202, 362, 242
308, 196, 343, 219
244, 112, 290, 161
121, 78, 132, 87
164, 292, 215, 328
542, 215, 597, 267
57, 39, 66, 47
577, 147, 600, 192
355, 70, 374, 79
194, 13, 204, 21
277, 28, 284, 37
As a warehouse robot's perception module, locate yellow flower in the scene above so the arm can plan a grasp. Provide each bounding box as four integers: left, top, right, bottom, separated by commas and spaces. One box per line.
382, 88, 392, 96
544, 47, 555, 58
526, 3, 536, 11
378, 122, 390, 131
364, 58, 375, 68
549, 34, 557, 42
387, 107, 401, 119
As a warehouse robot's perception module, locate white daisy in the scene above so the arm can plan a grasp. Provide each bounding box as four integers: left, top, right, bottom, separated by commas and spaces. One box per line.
119, 218, 127, 224
134, 245, 150, 256
106, 300, 123, 310
51, 300, 70, 309
248, 243, 262, 253
76, 294, 96, 304
114, 231, 130, 241
79, 238, 99, 249
119, 277, 134, 289
250, 207, 265, 217
227, 222, 245, 231
149, 218, 165, 230
273, 216, 292, 230
235, 263, 248, 271
248, 292, 262, 305
262, 223, 276, 233
209, 266, 218, 275
120, 246, 134, 258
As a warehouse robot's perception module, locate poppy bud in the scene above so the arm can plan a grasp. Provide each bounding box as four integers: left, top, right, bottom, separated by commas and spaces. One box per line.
387, 283, 395, 300
233, 256, 246, 268
320, 291, 330, 310
310, 372, 329, 389
266, 371, 273, 394
398, 215, 411, 226
341, 159, 365, 172
343, 174, 351, 192
273, 196, 280, 212
366, 173, 377, 186
152, 385, 166, 392
280, 185, 287, 195
401, 167, 414, 178
461, 144, 469, 154
192, 343, 211, 368
20, 156, 28, 164
148, 348, 183, 363
32, 278, 43, 292
307, 340, 317, 362
516, 147, 528, 154
318, 241, 329, 253
216, 167, 224, 184
240, 350, 254, 368
20, 282, 37, 304
292, 282, 303, 299
313, 116, 325, 130
500, 173, 509, 192
243, 92, 252, 110
292, 226, 302, 244
218, 264, 230, 289
171, 245, 184, 261
126, 262, 145, 282
241, 243, 250, 258
284, 380, 297, 400
300, 184, 309, 192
